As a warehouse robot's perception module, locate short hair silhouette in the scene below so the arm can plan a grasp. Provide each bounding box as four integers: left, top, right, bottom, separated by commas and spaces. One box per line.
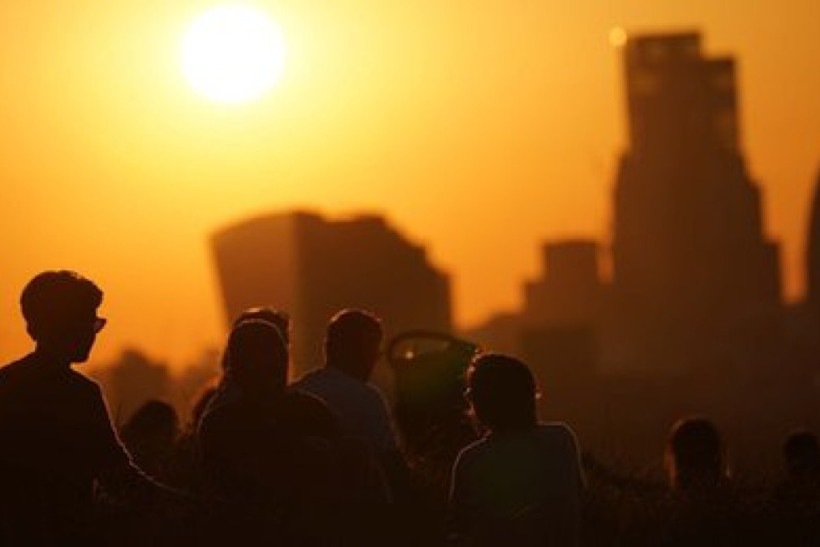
121, 400, 179, 443
120, 400, 179, 479
233, 306, 290, 344
666, 417, 724, 491
224, 318, 288, 392
466, 353, 537, 433
783, 430, 820, 478
21, 270, 103, 339
324, 309, 382, 379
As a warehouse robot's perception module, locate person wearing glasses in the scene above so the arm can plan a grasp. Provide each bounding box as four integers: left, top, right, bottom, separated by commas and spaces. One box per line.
0, 270, 171, 543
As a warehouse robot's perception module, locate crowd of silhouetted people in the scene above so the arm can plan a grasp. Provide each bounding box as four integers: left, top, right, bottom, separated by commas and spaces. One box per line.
0, 271, 818, 546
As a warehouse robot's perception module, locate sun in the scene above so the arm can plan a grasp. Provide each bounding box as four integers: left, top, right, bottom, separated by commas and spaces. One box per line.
181, 5, 286, 104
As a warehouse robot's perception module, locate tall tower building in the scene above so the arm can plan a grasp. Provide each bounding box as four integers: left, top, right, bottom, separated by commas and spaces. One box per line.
211, 211, 452, 378
807, 165, 820, 311
611, 32, 780, 365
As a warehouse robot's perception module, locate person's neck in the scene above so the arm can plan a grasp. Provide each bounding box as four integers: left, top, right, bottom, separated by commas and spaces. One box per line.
33, 345, 73, 369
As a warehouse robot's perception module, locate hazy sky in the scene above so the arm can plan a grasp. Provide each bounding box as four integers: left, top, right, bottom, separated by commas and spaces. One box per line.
1, 0, 819, 369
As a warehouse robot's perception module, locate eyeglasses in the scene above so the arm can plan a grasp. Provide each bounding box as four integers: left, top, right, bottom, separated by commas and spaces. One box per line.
93, 317, 107, 333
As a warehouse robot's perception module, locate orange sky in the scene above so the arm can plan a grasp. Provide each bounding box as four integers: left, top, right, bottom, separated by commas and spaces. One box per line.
1, 0, 819, 370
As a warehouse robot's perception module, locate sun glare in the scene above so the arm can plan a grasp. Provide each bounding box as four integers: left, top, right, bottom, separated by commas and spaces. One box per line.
181, 5, 286, 104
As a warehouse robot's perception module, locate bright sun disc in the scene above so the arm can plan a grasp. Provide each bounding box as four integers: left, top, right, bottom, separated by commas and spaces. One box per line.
181, 5, 286, 104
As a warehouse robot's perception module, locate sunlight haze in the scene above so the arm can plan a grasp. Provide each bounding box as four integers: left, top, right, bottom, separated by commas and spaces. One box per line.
1, 0, 818, 370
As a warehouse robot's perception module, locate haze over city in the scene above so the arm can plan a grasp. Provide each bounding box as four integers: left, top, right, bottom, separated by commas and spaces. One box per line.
1, 0, 819, 369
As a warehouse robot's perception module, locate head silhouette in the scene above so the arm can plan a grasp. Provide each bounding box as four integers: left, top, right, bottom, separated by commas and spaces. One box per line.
233, 306, 290, 344
224, 318, 288, 393
783, 430, 820, 479
20, 270, 105, 364
324, 309, 382, 381
466, 353, 537, 434
666, 417, 724, 491
121, 400, 179, 448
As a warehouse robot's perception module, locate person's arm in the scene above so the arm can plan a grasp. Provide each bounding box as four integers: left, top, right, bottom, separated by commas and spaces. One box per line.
367, 388, 413, 503
87, 384, 186, 507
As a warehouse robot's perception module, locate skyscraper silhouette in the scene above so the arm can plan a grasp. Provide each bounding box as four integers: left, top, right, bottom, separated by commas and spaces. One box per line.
611, 32, 780, 366
806, 165, 820, 313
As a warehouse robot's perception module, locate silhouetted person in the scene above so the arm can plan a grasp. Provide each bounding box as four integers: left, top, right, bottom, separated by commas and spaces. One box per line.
654, 417, 747, 547
120, 400, 180, 482
783, 430, 820, 485
294, 309, 407, 497
0, 271, 172, 544
666, 417, 726, 494
448, 353, 583, 547
769, 430, 820, 545
198, 319, 293, 505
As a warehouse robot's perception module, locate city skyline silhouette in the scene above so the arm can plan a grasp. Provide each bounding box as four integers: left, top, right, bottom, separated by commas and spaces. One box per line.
1, 4, 819, 371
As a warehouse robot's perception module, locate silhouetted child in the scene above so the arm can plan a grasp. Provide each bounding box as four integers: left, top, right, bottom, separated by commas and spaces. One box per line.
448, 353, 583, 547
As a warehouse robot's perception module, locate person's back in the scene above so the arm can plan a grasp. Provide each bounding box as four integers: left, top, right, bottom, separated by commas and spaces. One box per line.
199, 393, 286, 501
451, 422, 582, 546
296, 365, 397, 453
295, 309, 400, 454
449, 353, 583, 547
